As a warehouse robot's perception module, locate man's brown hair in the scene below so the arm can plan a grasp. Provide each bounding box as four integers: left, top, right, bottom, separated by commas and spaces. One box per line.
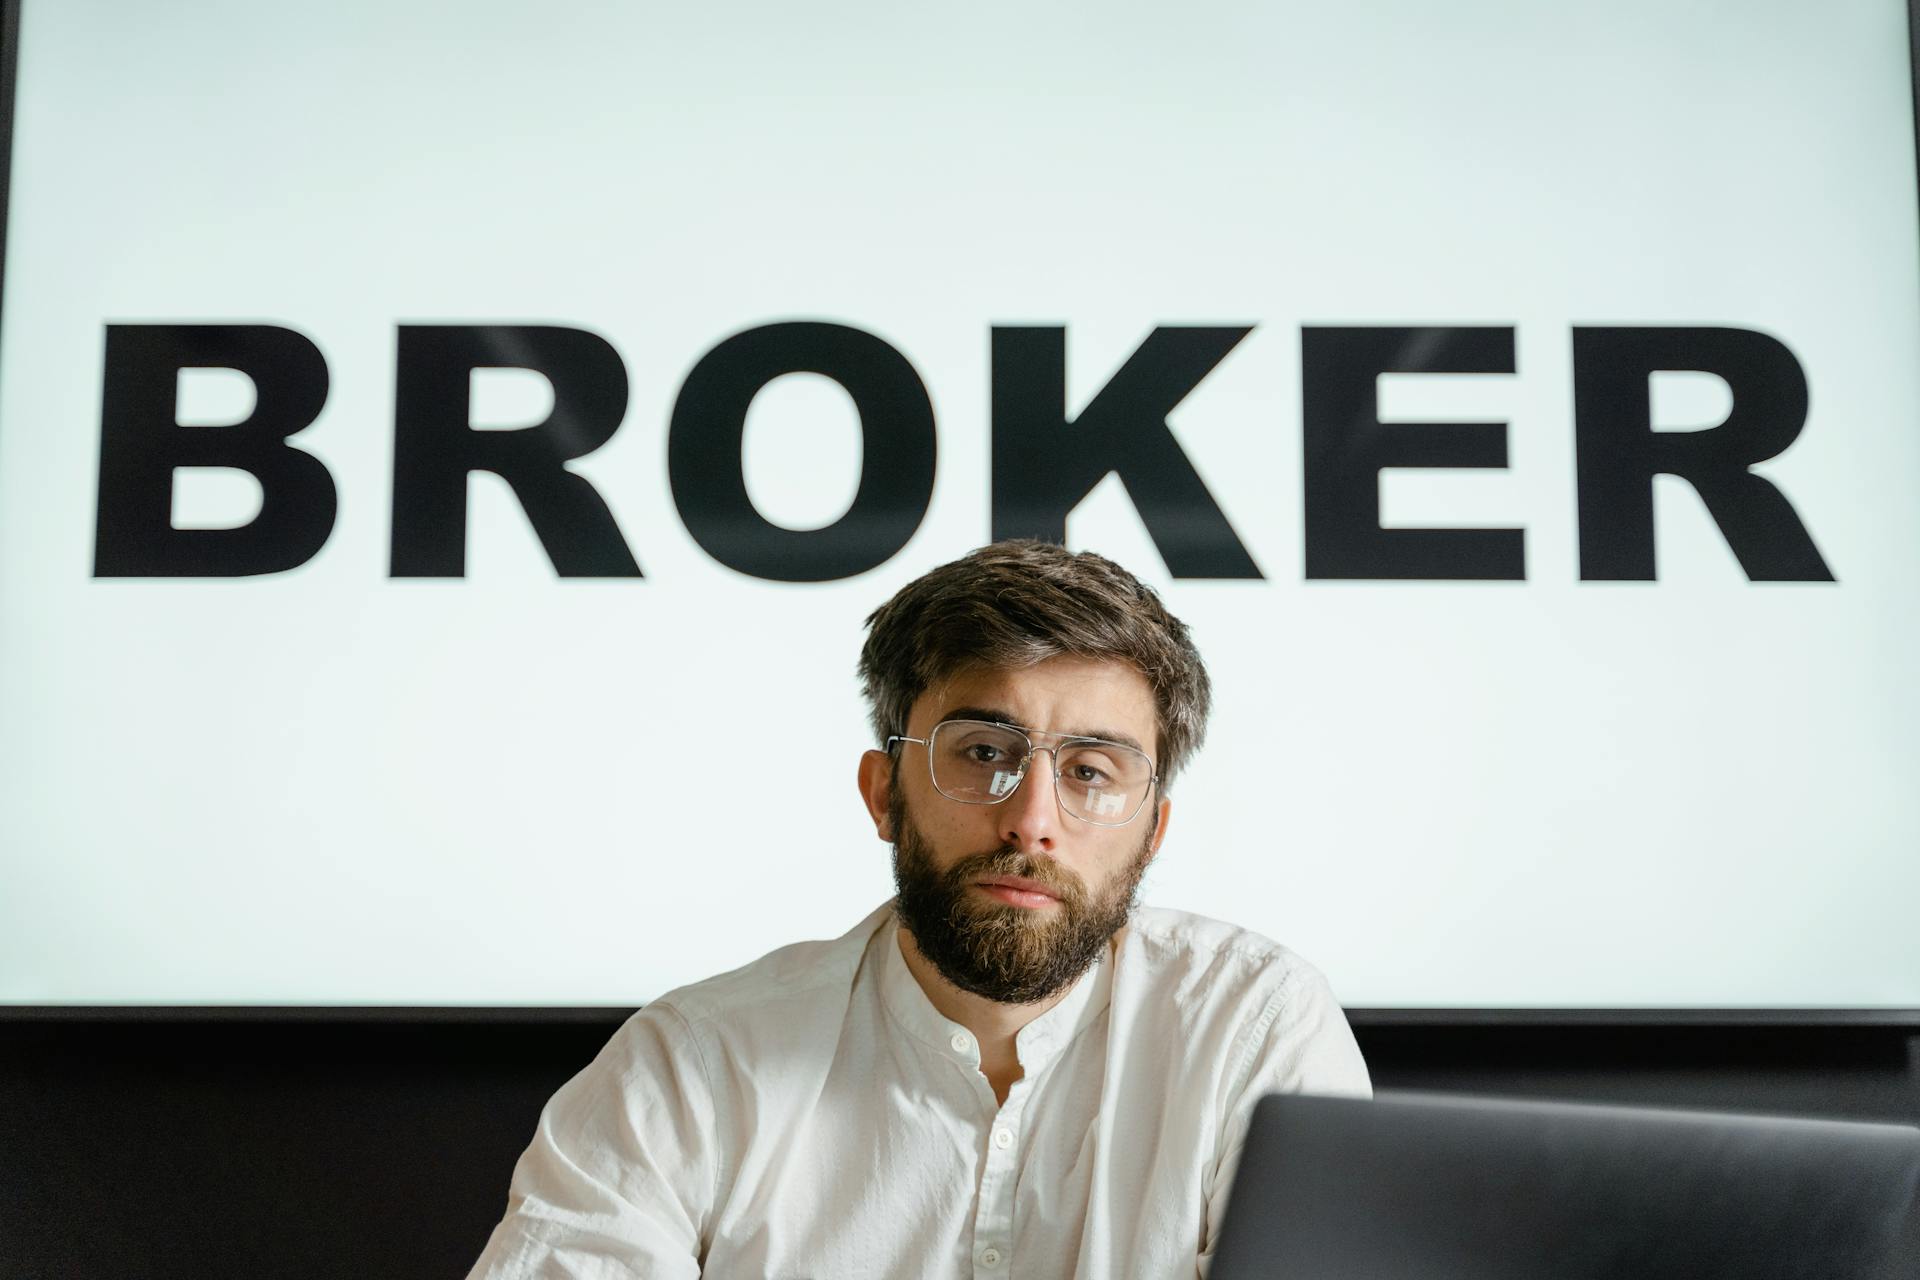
858, 540, 1212, 788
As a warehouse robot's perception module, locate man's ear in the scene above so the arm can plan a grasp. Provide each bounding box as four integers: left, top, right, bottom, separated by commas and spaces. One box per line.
858, 750, 895, 842
1144, 796, 1173, 861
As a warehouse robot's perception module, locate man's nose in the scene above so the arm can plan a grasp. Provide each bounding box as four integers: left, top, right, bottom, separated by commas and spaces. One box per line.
1000, 750, 1060, 853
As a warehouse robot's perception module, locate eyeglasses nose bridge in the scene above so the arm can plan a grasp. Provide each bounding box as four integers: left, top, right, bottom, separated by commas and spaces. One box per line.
1013, 738, 1067, 777
997, 741, 1063, 806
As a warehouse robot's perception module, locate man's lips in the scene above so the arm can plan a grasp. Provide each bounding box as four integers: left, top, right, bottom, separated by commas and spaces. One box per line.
973, 875, 1062, 909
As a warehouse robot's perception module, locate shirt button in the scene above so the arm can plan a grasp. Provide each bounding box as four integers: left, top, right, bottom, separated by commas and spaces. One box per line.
993, 1127, 1014, 1149
949, 1031, 972, 1054
980, 1246, 1003, 1266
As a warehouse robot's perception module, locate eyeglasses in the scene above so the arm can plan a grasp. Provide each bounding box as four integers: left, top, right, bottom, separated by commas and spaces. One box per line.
887, 718, 1158, 827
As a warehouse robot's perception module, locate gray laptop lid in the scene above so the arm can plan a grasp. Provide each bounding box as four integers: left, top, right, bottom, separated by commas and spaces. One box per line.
1209, 1092, 1920, 1280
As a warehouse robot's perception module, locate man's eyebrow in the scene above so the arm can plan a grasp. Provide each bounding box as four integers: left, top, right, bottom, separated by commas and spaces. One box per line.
1068, 727, 1147, 754
936, 707, 1146, 754
938, 706, 1019, 730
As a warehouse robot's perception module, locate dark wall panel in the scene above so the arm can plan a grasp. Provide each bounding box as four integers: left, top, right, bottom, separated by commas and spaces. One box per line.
3, 1017, 1917, 1279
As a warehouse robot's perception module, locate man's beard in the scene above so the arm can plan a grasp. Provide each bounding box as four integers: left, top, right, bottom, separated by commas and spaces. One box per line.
889, 788, 1154, 1005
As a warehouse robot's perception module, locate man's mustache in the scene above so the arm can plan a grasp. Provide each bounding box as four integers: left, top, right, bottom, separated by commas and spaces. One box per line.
942, 846, 1088, 905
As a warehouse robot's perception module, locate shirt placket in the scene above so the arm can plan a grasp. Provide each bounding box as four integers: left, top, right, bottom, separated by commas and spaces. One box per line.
968, 1074, 1033, 1277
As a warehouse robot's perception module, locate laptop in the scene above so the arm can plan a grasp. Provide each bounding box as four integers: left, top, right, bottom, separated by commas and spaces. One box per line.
1209, 1091, 1920, 1280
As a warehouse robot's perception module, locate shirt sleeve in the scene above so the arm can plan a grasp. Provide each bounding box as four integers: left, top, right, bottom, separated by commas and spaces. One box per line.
1197, 964, 1372, 1275
465, 1003, 719, 1280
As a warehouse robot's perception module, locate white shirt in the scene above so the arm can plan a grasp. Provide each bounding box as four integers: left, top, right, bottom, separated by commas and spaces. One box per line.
467, 902, 1371, 1279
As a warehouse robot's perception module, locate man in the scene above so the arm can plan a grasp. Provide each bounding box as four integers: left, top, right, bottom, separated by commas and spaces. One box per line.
468, 541, 1369, 1278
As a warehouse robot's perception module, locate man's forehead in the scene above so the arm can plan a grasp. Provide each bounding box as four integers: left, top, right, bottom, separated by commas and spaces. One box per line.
911, 657, 1157, 743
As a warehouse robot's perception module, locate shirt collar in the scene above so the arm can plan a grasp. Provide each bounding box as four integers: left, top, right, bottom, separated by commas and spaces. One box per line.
876, 903, 1115, 1075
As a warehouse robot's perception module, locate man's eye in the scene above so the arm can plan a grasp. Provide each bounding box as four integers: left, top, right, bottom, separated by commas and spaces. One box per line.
1065, 762, 1112, 786
963, 743, 1006, 764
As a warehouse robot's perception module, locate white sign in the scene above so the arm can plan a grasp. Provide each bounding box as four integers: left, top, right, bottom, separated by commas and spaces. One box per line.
2, 0, 1916, 1007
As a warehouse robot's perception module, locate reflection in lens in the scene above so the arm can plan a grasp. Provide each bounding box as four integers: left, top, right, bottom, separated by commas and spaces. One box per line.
1056, 743, 1149, 825
932, 721, 1030, 801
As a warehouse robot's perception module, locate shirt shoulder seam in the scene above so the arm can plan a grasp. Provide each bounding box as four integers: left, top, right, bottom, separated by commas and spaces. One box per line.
1224, 966, 1302, 1098
653, 997, 728, 1251
1128, 911, 1306, 973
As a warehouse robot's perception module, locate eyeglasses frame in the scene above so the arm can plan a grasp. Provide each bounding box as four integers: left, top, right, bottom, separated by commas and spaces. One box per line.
886, 718, 1160, 828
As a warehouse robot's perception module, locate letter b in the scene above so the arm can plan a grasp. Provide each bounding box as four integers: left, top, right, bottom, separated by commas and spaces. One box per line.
94, 324, 336, 576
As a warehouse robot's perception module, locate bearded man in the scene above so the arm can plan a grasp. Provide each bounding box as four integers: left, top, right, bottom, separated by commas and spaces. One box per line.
467, 541, 1370, 1279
